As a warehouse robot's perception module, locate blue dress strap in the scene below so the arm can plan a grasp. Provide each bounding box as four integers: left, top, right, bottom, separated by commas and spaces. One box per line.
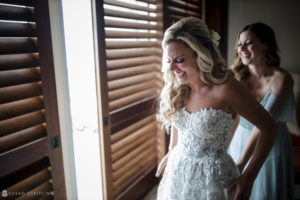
262, 90, 295, 122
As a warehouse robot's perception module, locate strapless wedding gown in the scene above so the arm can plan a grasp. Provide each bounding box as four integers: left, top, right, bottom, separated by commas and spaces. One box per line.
157, 108, 240, 200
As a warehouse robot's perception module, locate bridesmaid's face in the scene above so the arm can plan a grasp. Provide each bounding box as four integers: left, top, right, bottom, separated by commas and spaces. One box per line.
237, 30, 267, 66
165, 41, 199, 85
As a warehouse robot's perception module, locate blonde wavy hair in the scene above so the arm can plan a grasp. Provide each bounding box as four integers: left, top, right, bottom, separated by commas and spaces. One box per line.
157, 17, 231, 130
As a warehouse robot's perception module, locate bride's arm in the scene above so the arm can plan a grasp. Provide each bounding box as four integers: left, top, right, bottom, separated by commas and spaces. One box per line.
155, 126, 178, 177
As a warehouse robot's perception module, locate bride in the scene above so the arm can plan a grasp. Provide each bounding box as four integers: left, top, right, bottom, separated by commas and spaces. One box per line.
156, 17, 277, 200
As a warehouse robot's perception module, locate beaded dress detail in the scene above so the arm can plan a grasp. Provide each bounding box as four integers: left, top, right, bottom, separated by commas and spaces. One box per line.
157, 108, 240, 200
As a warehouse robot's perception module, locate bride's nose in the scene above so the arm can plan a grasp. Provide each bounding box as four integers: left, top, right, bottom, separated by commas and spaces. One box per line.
169, 61, 177, 72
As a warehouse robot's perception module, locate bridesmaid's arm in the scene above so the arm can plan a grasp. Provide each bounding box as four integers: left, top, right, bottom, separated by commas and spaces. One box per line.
237, 72, 294, 171
223, 77, 277, 200
155, 126, 178, 177
227, 115, 240, 149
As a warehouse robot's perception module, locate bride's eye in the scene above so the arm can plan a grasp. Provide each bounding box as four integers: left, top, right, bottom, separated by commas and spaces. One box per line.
176, 58, 184, 63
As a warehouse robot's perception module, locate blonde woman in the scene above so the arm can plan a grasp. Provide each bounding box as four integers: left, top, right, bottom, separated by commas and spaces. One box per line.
155, 17, 277, 200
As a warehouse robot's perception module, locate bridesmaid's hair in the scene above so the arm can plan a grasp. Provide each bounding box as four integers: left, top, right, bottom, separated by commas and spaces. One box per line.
232, 22, 280, 81
157, 17, 231, 130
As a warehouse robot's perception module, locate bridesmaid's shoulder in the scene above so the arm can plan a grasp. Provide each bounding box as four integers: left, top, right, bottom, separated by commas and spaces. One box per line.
271, 67, 294, 99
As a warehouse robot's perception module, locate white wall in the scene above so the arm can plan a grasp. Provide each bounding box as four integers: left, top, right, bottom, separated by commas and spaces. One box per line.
228, 0, 300, 73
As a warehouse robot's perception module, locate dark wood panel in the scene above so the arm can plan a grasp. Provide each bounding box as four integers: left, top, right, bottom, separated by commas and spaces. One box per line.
205, 0, 228, 58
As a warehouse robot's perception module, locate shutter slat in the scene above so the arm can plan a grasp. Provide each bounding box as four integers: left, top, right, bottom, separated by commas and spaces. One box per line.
0, 82, 43, 104
0, 67, 40, 87
111, 121, 156, 153
0, 5, 34, 21
105, 29, 162, 39
106, 48, 160, 59
110, 97, 156, 128
111, 128, 155, 162
109, 80, 155, 100
112, 137, 156, 179
0, 53, 39, 71
108, 72, 157, 90
169, 0, 201, 7
0, 1, 33, 6
104, 0, 156, 12
136, 0, 158, 3
112, 139, 156, 172
184, 0, 201, 5
1, 157, 50, 191
104, 8, 158, 21
111, 114, 155, 142
0, 110, 45, 137
105, 18, 161, 30
167, 7, 200, 18
0, 138, 49, 177
17, 181, 53, 200
0, 21, 36, 37
6, 168, 51, 197
114, 160, 156, 196
0, 124, 46, 153
106, 40, 160, 49
113, 150, 156, 189
107, 64, 156, 80
109, 88, 156, 111
107, 55, 159, 69
0, 38, 38, 54
168, 0, 200, 13
0, 96, 44, 121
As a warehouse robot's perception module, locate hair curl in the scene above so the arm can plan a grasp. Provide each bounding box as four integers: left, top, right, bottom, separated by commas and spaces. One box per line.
157, 17, 231, 130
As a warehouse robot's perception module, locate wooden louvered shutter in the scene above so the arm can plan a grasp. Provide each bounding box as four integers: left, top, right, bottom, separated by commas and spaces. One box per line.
93, 0, 164, 199
0, 1, 66, 199
163, 0, 205, 29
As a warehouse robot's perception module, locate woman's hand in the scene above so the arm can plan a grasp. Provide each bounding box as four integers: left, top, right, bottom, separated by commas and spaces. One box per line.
227, 174, 254, 200
155, 154, 169, 177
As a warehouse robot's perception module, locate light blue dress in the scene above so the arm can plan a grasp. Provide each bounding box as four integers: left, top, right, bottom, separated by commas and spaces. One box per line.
228, 90, 295, 200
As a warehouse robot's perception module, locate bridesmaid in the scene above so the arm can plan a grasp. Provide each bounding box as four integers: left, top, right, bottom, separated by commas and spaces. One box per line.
228, 22, 295, 200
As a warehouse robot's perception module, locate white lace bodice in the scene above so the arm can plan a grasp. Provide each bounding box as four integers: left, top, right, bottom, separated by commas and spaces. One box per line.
157, 108, 239, 200
173, 108, 234, 158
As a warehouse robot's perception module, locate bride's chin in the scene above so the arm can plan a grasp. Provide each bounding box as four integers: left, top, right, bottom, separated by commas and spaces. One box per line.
177, 79, 187, 85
